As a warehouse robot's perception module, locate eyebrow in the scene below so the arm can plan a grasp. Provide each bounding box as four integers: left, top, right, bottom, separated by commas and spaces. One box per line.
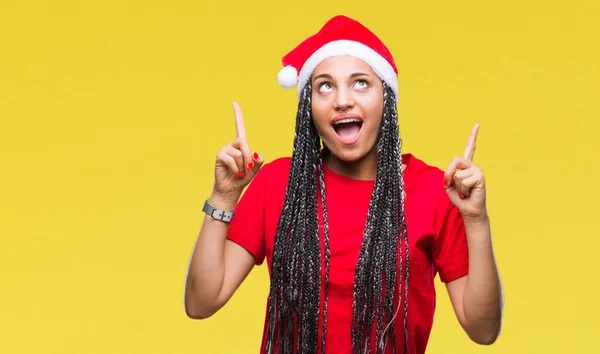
313, 72, 370, 82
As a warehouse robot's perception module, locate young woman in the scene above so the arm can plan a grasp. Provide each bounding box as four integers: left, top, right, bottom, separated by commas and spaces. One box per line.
184, 15, 503, 354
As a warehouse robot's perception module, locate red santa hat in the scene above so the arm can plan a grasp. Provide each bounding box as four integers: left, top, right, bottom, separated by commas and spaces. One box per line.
277, 15, 399, 101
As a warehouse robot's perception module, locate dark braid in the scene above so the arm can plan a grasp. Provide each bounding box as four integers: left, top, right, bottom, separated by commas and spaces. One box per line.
351, 82, 409, 353
316, 146, 332, 354
266, 80, 324, 354
361, 83, 410, 353
265, 80, 409, 354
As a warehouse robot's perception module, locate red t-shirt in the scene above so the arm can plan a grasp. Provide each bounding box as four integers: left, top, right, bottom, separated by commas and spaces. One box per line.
227, 153, 469, 354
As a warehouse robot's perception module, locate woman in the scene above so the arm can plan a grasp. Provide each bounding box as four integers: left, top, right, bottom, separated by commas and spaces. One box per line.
184, 15, 503, 354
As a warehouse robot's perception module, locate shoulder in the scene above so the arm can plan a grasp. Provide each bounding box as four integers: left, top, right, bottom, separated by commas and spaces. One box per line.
259, 156, 292, 177
264, 156, 293, 171
404, 153, 452, 211
404, 153, 446, 184
236, 157, 292, 208
249, 156, 293, 190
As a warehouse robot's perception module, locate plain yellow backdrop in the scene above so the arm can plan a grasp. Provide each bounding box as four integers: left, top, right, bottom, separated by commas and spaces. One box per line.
1, 0, 599, 353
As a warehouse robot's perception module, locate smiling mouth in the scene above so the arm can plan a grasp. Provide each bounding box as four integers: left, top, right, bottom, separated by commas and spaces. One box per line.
332, 117, 363, 144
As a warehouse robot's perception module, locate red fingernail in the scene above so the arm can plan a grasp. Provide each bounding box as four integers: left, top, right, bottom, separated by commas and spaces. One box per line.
458, 194, 463, 199
247, 161, 254, 170
444, 179, 449, 186
253, 152, 259, 160
452, 172, 456, 178
241, 172, 246, 178
235, 173, 241, 178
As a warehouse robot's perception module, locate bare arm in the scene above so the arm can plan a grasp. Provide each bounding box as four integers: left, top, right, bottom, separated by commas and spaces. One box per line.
184, 102, 264, 319
446, 216, 503, 344
443, 124, 504, 344
184, 192, 257, 319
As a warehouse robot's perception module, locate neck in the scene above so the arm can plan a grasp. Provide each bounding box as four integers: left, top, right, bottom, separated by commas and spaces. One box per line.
323, 147, 379, 181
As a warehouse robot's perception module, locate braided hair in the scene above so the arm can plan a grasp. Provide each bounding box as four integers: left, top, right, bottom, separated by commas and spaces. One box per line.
265, 78, 409, 354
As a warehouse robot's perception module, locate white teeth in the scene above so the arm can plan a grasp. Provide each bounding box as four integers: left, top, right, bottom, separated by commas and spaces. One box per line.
334, 118, 361, 124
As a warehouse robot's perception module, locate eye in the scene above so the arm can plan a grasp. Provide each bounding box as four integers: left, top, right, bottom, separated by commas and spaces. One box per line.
319, 82, 333, 93
354, 80, 368, 90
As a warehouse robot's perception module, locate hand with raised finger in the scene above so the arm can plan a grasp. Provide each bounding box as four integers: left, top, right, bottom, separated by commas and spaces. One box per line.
443, 124, 488, 221
213, 102, 265, 201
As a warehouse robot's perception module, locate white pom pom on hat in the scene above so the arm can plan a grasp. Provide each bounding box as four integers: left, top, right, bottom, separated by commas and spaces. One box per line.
277, 65, 298, 88
276, 15, 399, 102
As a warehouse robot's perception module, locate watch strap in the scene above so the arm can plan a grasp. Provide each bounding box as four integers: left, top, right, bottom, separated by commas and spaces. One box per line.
202, 199, 235, 223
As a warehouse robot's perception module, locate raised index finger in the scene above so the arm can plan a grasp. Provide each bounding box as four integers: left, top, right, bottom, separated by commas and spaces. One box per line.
231, 101, 253, 172
232, 102, 246, 140
463, 123, 480, 162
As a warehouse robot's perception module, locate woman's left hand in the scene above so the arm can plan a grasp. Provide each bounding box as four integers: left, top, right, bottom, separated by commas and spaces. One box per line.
444, 124, 488, 222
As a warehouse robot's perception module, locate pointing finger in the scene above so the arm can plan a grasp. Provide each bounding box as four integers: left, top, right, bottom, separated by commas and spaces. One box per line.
463, 123, 480, 162
231, 102, 253, 173
232, 101, 247, 140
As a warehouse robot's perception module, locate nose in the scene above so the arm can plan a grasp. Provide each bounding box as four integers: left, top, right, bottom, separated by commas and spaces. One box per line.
333, 87, 355, 112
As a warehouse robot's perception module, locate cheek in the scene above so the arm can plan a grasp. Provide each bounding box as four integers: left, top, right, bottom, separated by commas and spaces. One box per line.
362, 102, 384, 135
367, 118, 383, 141
310, 100, 330, 134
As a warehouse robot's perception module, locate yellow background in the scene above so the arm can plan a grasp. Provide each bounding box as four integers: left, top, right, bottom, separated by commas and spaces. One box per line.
1, 0, 599, 353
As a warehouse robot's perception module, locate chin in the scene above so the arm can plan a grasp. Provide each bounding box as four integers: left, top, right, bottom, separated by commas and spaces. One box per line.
327, 145, 369, 163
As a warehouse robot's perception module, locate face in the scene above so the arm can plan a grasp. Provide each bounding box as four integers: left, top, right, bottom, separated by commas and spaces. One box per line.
311, 55, 384, 163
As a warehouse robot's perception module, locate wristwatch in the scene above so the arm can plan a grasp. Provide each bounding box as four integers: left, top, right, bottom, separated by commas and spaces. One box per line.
202, 199, 235, 223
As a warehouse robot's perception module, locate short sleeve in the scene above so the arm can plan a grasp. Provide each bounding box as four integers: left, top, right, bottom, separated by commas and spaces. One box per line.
226, 164, 269, 266
431, 193, 470, 283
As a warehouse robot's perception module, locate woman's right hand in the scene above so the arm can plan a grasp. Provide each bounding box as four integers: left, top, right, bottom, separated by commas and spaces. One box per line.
213, 102, 264, 201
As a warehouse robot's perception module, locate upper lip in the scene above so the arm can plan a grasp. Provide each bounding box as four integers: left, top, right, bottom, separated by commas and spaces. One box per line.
331, 113, 363, 125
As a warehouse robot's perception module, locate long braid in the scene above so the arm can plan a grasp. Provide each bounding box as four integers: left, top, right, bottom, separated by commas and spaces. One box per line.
316, 145, 331, 354
266, 81, 323, 353
265, 80, 409, 354
381, 85, 410, 352
352, 82, 410, 353
381, 83, 406, 353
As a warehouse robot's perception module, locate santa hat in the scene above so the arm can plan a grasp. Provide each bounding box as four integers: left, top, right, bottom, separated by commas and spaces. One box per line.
277, 15, 399, 101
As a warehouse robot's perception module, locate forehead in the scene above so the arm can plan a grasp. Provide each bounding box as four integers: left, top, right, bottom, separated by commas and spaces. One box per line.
313, 55, 376, 77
